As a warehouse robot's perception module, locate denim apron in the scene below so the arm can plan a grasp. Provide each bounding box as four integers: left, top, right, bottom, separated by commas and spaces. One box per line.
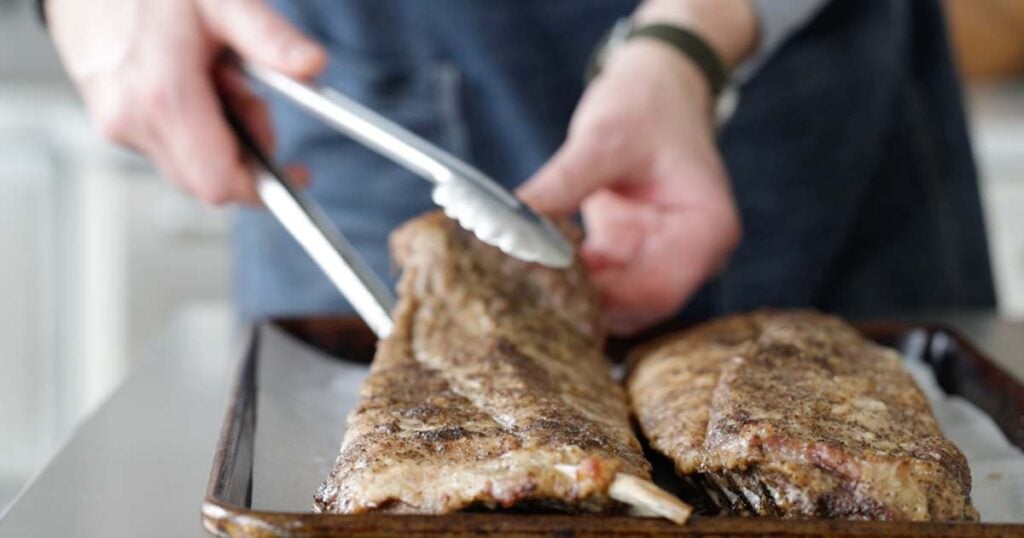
233, 0, 995, 322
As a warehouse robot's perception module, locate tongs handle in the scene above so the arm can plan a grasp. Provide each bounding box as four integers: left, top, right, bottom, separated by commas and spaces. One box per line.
240, 59, 573, 269
224, 105, 396, 338
241, 62, 460, 187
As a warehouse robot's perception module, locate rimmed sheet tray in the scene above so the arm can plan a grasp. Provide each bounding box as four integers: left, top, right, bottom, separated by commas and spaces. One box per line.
203, 317, 1024, 537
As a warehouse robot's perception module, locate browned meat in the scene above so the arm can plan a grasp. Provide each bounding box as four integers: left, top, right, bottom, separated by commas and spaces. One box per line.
627, 310, 977, 521
314, 212, 665, 516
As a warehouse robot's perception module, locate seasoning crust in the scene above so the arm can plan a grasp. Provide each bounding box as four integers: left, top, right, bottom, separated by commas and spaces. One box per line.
627, 310, 977, 521
315, 212, 649, 514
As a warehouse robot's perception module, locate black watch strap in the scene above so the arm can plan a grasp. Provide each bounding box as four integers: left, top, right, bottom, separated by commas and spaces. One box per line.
586, 21, 729, 100
629, 24, 728, 98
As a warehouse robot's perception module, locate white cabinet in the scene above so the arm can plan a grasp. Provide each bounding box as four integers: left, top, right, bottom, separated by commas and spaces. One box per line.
0, 130, 60, 494
0, 88, 234, 511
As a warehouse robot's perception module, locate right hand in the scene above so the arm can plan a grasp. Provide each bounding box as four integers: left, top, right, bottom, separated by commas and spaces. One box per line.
46, 0, 327, 205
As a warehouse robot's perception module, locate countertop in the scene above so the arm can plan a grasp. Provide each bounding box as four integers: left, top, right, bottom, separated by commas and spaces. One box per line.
0, 309, 1022, 537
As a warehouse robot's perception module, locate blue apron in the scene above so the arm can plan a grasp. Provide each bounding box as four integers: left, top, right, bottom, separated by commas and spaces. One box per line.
233, 0, 995, 322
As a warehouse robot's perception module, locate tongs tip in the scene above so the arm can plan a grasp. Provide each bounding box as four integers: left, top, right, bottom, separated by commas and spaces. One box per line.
433, 181, 574, 269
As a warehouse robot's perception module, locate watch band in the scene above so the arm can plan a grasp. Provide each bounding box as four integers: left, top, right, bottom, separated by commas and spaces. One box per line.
629, 24, 728, 98
586, 20, 728, 100
585, 18, 740, 126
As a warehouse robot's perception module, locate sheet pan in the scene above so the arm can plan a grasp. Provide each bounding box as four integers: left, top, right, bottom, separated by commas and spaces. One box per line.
203, 317, 1024, 537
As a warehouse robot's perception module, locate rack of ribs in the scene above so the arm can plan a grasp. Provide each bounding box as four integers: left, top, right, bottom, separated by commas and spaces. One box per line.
314, 212, 689, 522
627, 310, 977, 521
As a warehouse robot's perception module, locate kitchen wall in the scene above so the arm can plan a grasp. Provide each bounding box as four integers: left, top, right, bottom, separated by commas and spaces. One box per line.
971, 84, 1024, 315
0, 0, 234, 513
1, 0, 1023, 516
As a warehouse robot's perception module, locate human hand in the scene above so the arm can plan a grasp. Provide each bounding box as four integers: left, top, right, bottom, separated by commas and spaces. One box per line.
518, 37, 744, 335
46, 0, 327, 205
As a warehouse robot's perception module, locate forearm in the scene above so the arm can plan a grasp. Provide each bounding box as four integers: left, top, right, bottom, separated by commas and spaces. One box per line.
632, 0, 758, 70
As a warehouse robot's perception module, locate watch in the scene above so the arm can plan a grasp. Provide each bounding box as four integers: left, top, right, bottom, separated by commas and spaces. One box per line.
586, 18, 740, 126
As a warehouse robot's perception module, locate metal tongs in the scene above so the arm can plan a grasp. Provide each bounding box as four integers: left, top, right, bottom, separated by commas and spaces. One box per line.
225, 62, 572, 339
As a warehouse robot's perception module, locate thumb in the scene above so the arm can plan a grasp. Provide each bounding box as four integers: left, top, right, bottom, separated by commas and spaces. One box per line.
202, 0, 327, 79
517, 134, 633, 216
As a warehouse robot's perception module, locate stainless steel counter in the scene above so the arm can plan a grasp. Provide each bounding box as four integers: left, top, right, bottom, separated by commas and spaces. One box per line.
0, 306, 237, 537
1, 309, 1021, 537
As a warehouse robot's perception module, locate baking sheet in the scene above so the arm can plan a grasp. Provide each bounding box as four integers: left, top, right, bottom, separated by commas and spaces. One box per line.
249, 324, 1024, 521
900, 337, 1024, 520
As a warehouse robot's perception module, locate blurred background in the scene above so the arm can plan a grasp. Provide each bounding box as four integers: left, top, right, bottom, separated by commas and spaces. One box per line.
1, 0, 1023, 515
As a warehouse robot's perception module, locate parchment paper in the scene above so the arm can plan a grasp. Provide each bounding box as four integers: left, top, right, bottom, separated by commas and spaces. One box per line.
250, 324, 1024, 521
901, 342, 1024, 520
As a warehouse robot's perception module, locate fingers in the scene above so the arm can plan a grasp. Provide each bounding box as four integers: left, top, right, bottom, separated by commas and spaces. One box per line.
216, 65, 312, 189
201, 0, 327, 79
216, 64, 276, 153
517, 128, 640, 216
150, 64, 262, 206
139, 61, 312, 206
86, 66, 262, 206
62, 0, 313, 207
582, 190, 741, 335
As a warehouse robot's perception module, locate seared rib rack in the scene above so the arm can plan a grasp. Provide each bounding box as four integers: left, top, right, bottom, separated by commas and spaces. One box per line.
627, 311, 977, 521
315, 212, 689, 523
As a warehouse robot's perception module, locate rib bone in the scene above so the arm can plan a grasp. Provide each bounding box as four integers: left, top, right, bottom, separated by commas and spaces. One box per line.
555, 464, 692, 524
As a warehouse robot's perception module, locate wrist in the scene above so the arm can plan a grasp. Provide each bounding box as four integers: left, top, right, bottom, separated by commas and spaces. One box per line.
633, 0, 757, 70
604, 40, 714, 123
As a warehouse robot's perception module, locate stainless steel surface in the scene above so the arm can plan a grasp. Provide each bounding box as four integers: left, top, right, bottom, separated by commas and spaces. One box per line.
244, 62, 574, 269
1, 310, 1022, 537
0, 306, 236, 537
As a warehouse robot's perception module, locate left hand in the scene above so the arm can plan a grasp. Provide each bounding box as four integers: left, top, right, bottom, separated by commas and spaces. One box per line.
517, 39, 742, 335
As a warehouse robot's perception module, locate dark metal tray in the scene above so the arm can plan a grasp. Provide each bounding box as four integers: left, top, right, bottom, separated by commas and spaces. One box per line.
203, 317, 1024, 537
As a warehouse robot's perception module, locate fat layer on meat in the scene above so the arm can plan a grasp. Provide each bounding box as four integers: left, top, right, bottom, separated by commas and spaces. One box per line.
627, 310, 977, 521
315, 212, 650, 514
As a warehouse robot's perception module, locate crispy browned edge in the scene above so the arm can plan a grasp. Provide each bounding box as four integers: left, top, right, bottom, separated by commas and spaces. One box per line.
200, 317, 1024, 536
